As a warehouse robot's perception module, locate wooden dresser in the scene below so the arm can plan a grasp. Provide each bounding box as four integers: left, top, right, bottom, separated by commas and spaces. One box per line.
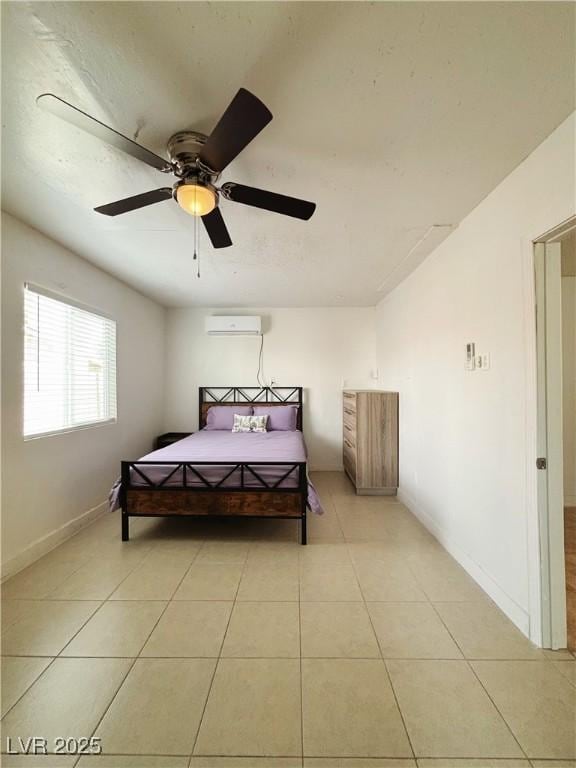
343, 390, 399, 495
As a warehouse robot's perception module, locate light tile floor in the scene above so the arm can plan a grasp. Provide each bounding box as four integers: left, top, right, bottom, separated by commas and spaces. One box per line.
1, 471, 575, 767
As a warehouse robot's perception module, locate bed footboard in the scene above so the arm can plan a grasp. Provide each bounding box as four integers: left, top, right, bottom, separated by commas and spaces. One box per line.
120, 460, 308, 544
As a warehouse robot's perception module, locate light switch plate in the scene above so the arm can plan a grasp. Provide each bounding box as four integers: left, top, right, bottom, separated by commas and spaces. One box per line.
476, 353, 490, 370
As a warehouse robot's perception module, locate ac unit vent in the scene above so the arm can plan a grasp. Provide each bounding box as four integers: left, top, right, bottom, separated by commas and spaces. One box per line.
205, 316, 262, 336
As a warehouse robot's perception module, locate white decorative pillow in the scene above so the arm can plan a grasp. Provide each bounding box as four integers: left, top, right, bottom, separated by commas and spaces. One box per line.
232, 413, 268, 433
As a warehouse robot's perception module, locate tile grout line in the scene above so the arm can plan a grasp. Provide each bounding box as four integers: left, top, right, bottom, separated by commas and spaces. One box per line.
0, 655, 59, 721
0, 748, 551, 759
546, 659, 576, 689
18, 600, 103, 661
84, 540, 206, 751
10, 653, 555, 661
8, 546, 105, 600
324, 480, 347, 543
45, 537, 154, 601
347, 536, 417, 761
426, 599, 530, 760
465, 661, 530, 760
56, 540, 202, 658
3, 554, 96, 602
106, 536, 205, 601
53, 553, 170, 659
3, 515, 126, 601
2, 522, 172, 753
339, 489, 530, 761
188, 540, 252, 760
3, 530, 153, 608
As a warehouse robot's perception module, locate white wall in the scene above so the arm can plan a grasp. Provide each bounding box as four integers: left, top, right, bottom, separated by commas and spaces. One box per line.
562, 275, 576, 506
163, 307, 377, 470
375, 113, 575, 640
1, 214, 165, 576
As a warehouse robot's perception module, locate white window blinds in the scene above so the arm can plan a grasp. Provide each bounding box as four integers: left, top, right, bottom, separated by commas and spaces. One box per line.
23, 285, 117, 438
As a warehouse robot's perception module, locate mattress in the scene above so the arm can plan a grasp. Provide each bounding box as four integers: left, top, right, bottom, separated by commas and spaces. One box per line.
111, 429, 323, 514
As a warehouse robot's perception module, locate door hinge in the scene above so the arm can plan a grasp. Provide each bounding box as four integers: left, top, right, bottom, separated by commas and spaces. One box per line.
536, 457, 547, 470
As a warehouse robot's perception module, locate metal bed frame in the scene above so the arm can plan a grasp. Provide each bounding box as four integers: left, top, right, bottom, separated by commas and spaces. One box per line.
120, 386, 308, 544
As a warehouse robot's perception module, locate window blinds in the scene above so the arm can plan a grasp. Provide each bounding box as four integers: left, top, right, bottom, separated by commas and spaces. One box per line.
23, 285, 117, 438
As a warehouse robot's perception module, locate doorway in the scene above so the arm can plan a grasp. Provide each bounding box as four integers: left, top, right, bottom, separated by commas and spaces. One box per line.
561, 230, 576, 649
534, 216, 576, 650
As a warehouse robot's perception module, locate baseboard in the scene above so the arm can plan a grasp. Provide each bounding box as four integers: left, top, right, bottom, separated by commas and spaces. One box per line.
398, 487, 531, 638
309, 465, 344, 472
1, 501, 108, 581
565, 495, 576, 508
357, 487, 398, 496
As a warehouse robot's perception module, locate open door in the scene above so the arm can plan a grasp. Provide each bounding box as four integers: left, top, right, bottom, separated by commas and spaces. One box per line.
535, 241, 567, 648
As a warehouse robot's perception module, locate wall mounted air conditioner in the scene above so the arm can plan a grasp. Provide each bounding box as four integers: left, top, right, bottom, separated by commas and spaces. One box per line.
205, 315, 262, 336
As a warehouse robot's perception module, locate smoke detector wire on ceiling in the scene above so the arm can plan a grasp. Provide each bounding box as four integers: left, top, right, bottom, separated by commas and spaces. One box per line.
376, 224, 454, 293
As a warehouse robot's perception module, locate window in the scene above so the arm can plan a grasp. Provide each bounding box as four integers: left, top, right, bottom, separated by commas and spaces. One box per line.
23, 284, 117, 438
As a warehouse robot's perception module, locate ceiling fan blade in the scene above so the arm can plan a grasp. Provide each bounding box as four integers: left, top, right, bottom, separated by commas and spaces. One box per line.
221, 182, 316, 220
202, 207, 232, 248
37, 93, 172, 173
199, 88, 272, 173
94, 188, 173, 216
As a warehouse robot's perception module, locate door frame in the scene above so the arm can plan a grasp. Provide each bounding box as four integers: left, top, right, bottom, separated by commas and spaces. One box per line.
533, 214, 575, 648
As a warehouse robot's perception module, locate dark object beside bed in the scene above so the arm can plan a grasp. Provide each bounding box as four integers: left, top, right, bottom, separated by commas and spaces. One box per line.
120, 387, 309, 544
155, 432, 193, 450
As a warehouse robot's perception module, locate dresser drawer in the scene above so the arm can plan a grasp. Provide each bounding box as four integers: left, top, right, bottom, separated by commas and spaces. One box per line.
343, 405, 356, 424
343, 421, 356, 442
343, 434, 356, 457
343, 449, 356, 482
343, 392, 356, 411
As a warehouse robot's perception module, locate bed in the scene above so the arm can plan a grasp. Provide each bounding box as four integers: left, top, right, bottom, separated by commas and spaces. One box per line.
116, 386, 320, 544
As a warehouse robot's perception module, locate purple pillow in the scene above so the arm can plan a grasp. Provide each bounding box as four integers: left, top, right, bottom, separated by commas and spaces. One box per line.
205, 405, 252, 430
253, 405, 299, 431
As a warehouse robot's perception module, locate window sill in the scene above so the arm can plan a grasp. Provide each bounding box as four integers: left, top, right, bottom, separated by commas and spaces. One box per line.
23, 418, 118, 441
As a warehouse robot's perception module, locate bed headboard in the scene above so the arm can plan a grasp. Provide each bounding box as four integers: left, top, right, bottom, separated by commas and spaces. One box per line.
199, 387, 303, 430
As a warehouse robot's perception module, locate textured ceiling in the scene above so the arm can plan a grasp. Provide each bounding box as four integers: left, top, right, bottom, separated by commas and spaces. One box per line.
2, 1, 574, 307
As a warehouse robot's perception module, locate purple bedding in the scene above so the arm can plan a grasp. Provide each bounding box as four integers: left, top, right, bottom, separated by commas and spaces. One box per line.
109, 430, 323, 515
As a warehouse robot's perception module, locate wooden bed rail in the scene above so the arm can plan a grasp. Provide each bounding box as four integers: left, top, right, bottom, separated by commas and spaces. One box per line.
120, 459, 308, 544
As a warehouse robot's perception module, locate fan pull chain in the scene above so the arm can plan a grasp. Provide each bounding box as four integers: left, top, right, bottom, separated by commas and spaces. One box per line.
196, 223, 201, 278
192, 185, 201, 279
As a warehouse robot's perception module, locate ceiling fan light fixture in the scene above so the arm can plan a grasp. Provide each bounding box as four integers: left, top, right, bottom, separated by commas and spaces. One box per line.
176, 183, 216, 217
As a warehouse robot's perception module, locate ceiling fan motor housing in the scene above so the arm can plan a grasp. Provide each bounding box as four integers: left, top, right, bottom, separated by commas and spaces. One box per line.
167, 131, 213, 176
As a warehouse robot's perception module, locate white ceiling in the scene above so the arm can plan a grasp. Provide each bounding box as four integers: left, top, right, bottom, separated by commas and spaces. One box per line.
2, 2, 574, 307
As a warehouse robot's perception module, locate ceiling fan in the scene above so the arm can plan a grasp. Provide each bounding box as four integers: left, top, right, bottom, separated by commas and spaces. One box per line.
36, 88, 316, 248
